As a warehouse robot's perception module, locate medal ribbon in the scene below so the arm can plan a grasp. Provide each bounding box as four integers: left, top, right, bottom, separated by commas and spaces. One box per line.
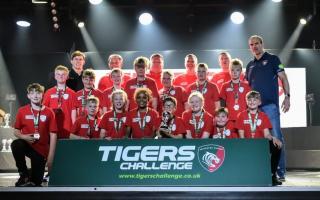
30, 105, 42, 133
113, 111, 123, 133
87, 116, 97, 138
56, 86, 66, 108
192, 110, 204, 135
248, 111, 259, 138
137, 108, 149, 130
196, 80, 208, 94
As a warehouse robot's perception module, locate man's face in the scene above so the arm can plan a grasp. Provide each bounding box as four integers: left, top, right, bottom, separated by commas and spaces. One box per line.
136, 92, 149, 109
86, 101, 99, 116
109, 57, 122, 69
161, 73, 173, 88
215, 112, 228, 127
150, 56, 163, 73
219, 54, 230, 71
27, 90, 43, 105
249, 38, 264, 56
71, 56, 85, 71
55, 70, 68, 84
110, 72, 122, 86
189, 96, 203, 113
82, 76, 95, 90
113, 93, 125, 110
185, 56, 196, 72
197, 67, 208, 82
230, 66, 242, 80
246, 97, 261, 110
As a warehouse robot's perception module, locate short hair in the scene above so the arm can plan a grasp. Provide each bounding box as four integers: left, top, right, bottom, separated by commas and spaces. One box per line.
27, 83, 45, 93
134, 88, 152, 102
71, 50, 85, 59
83, 68, 96, 79
246, 90, 261, 101
230, 58, 243, 70
215, 107, 229, 116
55, 65, 69, 74
150, 53, 164, 61
86, 95, 99, 106
108, 54, 123, 63
162, 70, 174, 80
188, 91, 204, 104
197, 63, 209, 71
249, 35, 263, 44
185, 54, 198, 65
218, 51, 231, 61
163, 96, 177, 107
133, 56, 149, 69
110, 68, 122, 75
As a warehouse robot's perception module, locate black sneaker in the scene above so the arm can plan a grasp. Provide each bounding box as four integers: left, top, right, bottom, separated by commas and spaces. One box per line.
15, 176, 29, 187
42, 173, 50, 183
22, 182, 37, 187
272, 176, 282, 186
279, 176, 286, 182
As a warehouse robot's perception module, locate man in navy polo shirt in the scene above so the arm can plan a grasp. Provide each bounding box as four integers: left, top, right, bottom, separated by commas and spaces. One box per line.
246, 35, 290, 182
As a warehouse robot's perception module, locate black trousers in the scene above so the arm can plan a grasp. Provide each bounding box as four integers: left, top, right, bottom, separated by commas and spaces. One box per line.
11, 139, 46, 186
269, 141, 281, 176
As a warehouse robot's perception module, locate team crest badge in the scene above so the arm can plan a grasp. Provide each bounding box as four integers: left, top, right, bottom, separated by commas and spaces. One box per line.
262, 60, 268, 66
198, 144, 225, 172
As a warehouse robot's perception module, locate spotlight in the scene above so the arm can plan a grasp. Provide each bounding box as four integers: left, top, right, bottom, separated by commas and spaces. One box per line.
32, 0, 48, 4
53, 23, 59, 29
230, 11, 244, 24
16, 20, 31, 27
300, 18, 307, 25
89, 0, 103, 5
139, 12, 153, 25
78, 21, 85, 28
271, 0, 282, 2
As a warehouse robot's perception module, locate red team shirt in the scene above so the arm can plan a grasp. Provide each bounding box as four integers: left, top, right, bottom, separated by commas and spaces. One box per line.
124, 77, 159, 111
73, 88, 104, 116
173, 73, 197, 90
99, 111, 127, 139
43, 86, 75, 138
236, 110, 272, 139
101, 87, 124, 111
187, 81, 220, 116
182, 110, 213, 139
220, 81, 251, 121
158, 86, 188, 117
146, 72, 163, 90
157, 116, 186, 136
212, 121, 238, 139
126, 108, 159, 139
210, 71, 245, 91
14, 105, 57, 157
71, 116, 101, 139
98, 73, 131, 92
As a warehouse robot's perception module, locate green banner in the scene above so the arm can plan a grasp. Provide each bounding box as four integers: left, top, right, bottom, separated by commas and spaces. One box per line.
49, 139, 272, 186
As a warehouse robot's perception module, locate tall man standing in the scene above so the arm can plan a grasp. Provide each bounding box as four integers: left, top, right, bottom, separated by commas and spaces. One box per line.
246, 35, 290, 181
67, 51, 86, 91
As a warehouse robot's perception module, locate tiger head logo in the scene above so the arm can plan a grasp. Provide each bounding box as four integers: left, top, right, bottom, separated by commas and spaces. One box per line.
198, 144, 225, 172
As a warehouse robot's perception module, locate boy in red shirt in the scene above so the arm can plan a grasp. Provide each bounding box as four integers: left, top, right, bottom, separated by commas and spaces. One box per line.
187, 63, 220, 116
101, 68, 124, 113
100, 90, 128, 139
236, 90, 282, 186
182, 91, 213, 139
12, 83, 57, 187
220, 58, 251, 122
212, 107, 238, 139
43, 65, 76, 139
70, 96, 101, 139
173, 54, 198, 90
124, 56, 159, 111
159, 70, 188, 117
146, 53, 164, 90
156, 96, 185, 139
72, 69, 104, 121
126, 88, 159, 139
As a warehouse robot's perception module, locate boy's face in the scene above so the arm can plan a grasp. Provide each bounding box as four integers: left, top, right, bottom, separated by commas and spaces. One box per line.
185, 56, 196, 72
28, 90, 43, 105
230, 66, 242, 80
82, 76, 95, 90
197, 67, 208, 82
246, 97, 261, 110
189, 96, 203, 113
113, 94, 125, 110
135, 65, 146, 77
219, 54, 230, 70
110, 72, 122, 86
71, 56, 85, 70
161, 73, 173, 88
163, 100, 176, 114
136, 92, 148, 109
109, 57, 122, 69
86, 101, 99, 116
215, 112, 228, 127
55, 70, 68, 84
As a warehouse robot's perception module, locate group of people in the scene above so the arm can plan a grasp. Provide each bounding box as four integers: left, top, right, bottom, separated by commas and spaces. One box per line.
11, 35, 290, 186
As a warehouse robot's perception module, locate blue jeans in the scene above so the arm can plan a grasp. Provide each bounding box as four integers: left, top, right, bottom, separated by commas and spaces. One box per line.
261, 104, 286, 178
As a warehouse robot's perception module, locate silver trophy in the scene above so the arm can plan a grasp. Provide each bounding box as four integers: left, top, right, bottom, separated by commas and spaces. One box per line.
3, 113, 11, 128
1, 139, 7, 152
159, 111, 172, 138
7, 139, 13, 152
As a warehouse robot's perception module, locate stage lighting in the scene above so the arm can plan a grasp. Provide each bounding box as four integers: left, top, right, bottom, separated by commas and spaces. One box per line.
89, 0, 103, 5
32, 0, 48, 4
300, 18, 307, 25
271, 0, 282, 3
78, 21, 85, 28
16, 20, 31, 27
139, 13, 153, 25
230, 12, 244, 24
